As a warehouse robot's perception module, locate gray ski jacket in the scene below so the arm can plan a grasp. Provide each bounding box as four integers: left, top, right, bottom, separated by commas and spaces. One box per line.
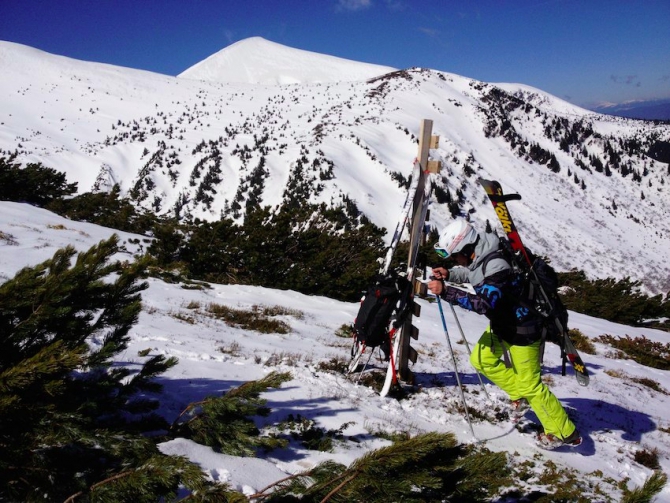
440, 232, 542, 346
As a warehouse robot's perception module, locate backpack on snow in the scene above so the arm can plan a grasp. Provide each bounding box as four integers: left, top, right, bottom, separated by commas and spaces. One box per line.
353, 272, 409, 348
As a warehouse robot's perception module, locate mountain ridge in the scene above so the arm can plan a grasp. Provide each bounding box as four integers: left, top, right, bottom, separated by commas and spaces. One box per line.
1, 38, 669, 295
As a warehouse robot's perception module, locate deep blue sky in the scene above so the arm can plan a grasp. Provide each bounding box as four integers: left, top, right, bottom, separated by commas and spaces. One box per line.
1, 0, 668, 107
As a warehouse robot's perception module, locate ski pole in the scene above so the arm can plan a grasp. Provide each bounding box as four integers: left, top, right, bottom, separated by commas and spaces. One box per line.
435, 294, 477, 441
347, 338, 366, 374
448, 303, 490, 401
355, 350, 376, 385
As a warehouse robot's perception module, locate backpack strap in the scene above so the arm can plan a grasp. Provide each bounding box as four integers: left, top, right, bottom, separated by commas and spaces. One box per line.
480, 249, 506, 278
480, 246, 515, 369
501, 342, 513, 369
539, 325, 547, 363
489, 331, 513, 369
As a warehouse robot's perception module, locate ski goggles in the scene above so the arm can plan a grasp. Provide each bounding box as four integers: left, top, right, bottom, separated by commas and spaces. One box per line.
434, 244, 450, 258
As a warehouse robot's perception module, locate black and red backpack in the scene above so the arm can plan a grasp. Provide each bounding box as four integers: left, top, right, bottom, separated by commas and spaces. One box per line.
353, 272, 408, 348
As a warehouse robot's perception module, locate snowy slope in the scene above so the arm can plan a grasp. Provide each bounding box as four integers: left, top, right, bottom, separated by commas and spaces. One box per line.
1, 38, 669, 297
1, 201, 669, 501
178, 36, 395, 84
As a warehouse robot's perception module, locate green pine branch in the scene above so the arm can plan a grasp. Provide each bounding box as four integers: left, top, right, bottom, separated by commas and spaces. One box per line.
621, 471, 668, 503
0, 236, 231, 501
252, 432, 510, 502
170, 371, 292, 456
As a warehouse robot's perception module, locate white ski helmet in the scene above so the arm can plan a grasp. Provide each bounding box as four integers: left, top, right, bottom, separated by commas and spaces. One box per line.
434, 220, 478, 258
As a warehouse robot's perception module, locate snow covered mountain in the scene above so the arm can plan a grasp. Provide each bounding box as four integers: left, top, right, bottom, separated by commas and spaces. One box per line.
178, 36, 395, 85
1, 37, 669, 295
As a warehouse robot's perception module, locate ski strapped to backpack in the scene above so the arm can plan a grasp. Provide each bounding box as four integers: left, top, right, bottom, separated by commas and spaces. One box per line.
478, 178, 589, 386
480, 240, 571, 364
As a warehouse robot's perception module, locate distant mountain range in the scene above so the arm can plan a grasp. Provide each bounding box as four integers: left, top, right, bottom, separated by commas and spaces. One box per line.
591, 99, 670, 121
1, 37, 669, 295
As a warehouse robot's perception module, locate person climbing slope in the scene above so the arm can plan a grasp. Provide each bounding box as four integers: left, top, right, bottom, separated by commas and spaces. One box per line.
428, 219, 581, 450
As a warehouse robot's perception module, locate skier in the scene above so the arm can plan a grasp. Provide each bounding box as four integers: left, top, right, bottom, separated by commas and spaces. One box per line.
427, 219, 581, 449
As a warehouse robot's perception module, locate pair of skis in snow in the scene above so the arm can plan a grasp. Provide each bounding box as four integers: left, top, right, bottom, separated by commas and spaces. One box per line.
379, 162, 434, 397
346, 161, 420, 377
347, 159, 433, 397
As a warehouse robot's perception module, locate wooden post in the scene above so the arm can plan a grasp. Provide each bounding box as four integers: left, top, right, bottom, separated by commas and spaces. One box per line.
397, 119, 434, 382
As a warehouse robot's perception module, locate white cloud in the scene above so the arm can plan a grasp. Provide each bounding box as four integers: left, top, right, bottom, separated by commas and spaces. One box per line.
418, 27, 440, 37
384, 0, 405, 11
336, 0, 373, 12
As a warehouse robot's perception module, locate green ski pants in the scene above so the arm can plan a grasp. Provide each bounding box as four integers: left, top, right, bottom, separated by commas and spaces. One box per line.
470, 326, 576, 439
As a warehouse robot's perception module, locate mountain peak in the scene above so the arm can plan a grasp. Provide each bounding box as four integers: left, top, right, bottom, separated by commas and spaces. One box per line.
177, 37, 395, 85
